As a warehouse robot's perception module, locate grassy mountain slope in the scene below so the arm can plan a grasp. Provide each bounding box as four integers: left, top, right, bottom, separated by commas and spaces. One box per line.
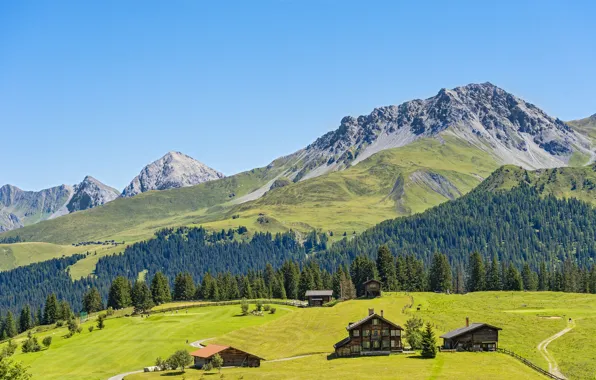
0, 242, 105, 271
568, 114, 596, 139
0, 136, 498, 246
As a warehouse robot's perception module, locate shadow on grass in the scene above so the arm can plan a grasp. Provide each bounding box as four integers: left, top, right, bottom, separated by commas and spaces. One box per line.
407, 355, 435, 359
159, 371, 185, 377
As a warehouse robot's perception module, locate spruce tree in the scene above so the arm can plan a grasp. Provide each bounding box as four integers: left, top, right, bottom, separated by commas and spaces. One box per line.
82, 287, 103, 313
4, 311, 17, 338
350, 255, 378, 296
240, 275, 253, 299
486, 255, 501, 291
150, 272, 171, 305
173, 273, 195, 301
107, 276, 132, 309
429, 253, 452, 292
538, 261, 548, 291
19, 305, 32, 333
376, 245, 398, 291
132, 281, 154, 313
467, 252, 486, 292
43, 293, 59, 325
298, 267, 315, 300
522, 263, 538, 291
59, 300, 72, 321
420, 322, 437, 358
505, 263, 523, 291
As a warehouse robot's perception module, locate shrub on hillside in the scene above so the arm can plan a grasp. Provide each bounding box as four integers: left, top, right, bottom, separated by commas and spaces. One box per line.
269, 307, 276, 314
1, 340, 17, 358
203, 362, 213, 371
166, 350, 192, 372
263, 304, 270, 311
88, 326, 94, 333
240, 299, 249, 316
42, 336, 52, 349
21, 332, 41, 353
405, 317, 424, 350
255, 300, 263, 312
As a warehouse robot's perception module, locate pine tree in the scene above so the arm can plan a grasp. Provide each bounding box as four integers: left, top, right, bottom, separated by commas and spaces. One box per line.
107, 276, 133, 309
429, 253, 452, 292
43, 293, 59, 325
467, 252, 486, 292
173, 272, 195, 301
150, 272, 171, 305
4, 311, 17, 338
395, 255, 407, 291
82, 287, 103, 313
350, 255, 378, 296
298, 267, 315, 300
240, 275, 253, 299
376, 245, 398, 291
420, 322, 437, 358
522, 263, 538, 291
132, 281, 154, 313
19, 305, 32, 333
505, 263, 523, 291
59, 300, 72, 321
538, 261, 549, 291
486, 255, 501, 291
340, 270, 357, 299
264, 264, 276, 298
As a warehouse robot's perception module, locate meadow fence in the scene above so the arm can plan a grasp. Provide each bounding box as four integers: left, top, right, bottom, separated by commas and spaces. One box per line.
497, 348, 564, 380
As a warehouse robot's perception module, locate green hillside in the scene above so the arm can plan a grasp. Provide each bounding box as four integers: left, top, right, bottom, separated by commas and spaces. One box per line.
0, 136, 498, 246
3, 292, 595, 380
568, 114, 596, 139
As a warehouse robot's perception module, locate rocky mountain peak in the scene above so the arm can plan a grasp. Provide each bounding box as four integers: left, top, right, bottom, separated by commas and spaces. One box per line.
121, 151, 225, 197
67, 176, 119, 213
291, 82, 593, 182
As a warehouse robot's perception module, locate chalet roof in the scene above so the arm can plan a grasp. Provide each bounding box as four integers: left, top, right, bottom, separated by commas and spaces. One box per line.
305, 290, 333, 297
190, 344, 229, 358
440, 323, 502, 339
190, 344, 266, 360
363, 279, 381, 285
347, 313, 403, 331
334, 336, 351, 349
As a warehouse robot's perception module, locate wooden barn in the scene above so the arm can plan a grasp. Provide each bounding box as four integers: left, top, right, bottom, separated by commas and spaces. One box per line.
334, 308, 403, 357
190, 344, 263, 368
305, 290, 333, 306
363, 279, 381, 298
440, 318, 502, 352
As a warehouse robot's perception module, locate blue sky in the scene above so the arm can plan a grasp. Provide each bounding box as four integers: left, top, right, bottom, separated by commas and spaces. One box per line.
1, 0, 595, 190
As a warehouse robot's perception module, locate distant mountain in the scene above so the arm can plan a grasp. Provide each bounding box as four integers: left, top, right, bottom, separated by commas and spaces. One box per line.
0, 176, 118, 232
121, 151, 225, 197
67, 176, 119, 213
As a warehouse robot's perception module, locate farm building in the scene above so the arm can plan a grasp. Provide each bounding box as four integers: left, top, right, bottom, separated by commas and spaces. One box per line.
363, 279, 381, 297
334, 308, 404, 357
305, 290, 333, 306
440, 318, 502, 351
190, 344, 263, 368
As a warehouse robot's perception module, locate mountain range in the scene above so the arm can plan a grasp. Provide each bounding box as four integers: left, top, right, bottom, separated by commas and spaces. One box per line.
1, 82, 594, 244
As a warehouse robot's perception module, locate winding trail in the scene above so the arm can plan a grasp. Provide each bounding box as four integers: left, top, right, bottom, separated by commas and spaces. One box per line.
537, 321, 575, 379
106, 370, 143, 380
189, 337, 214, 348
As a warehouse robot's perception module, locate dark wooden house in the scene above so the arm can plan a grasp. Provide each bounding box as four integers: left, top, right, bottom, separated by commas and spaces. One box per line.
334, 308, 403, 357
190, 344, 263, 368
440, 318, 502, 352
305, 290, 333, 306
363, 279, 381, 298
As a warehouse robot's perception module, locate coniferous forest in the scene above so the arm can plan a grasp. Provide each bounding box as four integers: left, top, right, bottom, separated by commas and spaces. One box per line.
2, 185, 596, 331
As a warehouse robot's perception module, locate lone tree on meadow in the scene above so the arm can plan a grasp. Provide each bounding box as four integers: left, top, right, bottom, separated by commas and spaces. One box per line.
96, 314, 106, 330
166, 350, 192, 372
42, 336, 52, 349
211, 353, 224, 373
420, 322, 437, 358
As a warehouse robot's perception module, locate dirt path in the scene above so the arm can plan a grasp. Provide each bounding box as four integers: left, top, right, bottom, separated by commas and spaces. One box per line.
537, 321, 575, 379
189, 337, 214, 348
267, 353, 320, 362
107, 370, 143, 380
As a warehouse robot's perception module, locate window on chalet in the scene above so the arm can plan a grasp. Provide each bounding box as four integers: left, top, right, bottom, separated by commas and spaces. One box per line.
382, 329, 389, 336
372, 330, 379, 338
372, 318, 378, 325
363, 329, 370, 337
382, 339, 390, 348
391, 340, 396, 348
373, 341, 380, 349
362, 341, 371, 349
390, 329, 400, 336
351, 345, 361, 353
353, 330, 360, 337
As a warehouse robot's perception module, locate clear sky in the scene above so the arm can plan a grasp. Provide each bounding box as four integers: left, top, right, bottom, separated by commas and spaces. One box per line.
1, 0, 595, 190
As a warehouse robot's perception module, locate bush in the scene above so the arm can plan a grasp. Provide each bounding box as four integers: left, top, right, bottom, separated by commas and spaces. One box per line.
21, 332, 41, 353
106, 307, 114, 316
97, 314, 106, 330
155, 356, 167, 371
211, 353, 224, 373
1, 339, 17, 358
405, 317, 424, 350
42, 336, 52, 348
263, 305, 270, 311
88, 326, 94, 333
269, 307, 276, 314
240, 299, 249, 316
202, 362, 213, 371
55, 321, 64, 327
255, 300, 263, 312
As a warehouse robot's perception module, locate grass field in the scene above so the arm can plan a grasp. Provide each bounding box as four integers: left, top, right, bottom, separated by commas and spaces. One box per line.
0, 242, 106, 272
4, 292, 596, 380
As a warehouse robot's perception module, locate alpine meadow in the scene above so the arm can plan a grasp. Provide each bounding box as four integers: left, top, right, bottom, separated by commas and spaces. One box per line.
2, 2, 596, 380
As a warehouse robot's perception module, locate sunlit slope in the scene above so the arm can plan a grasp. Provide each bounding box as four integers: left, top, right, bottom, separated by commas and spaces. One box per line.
1, 136, 498, 250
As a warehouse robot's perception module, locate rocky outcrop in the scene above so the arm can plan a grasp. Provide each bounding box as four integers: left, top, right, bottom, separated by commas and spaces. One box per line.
285, 83, 593, 182
121, 151, 225, 197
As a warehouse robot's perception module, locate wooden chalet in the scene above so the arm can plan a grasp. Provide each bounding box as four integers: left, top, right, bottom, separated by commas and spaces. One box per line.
190, 344, 263, 368
363, 279, 381, 297
305, 290, 333, 307
334, 308, 403, 357
440, 318, 502, 352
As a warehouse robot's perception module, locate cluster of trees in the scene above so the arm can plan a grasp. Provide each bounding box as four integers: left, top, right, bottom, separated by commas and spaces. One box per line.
0, 236, 23, 244
0, 293, 74, 340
